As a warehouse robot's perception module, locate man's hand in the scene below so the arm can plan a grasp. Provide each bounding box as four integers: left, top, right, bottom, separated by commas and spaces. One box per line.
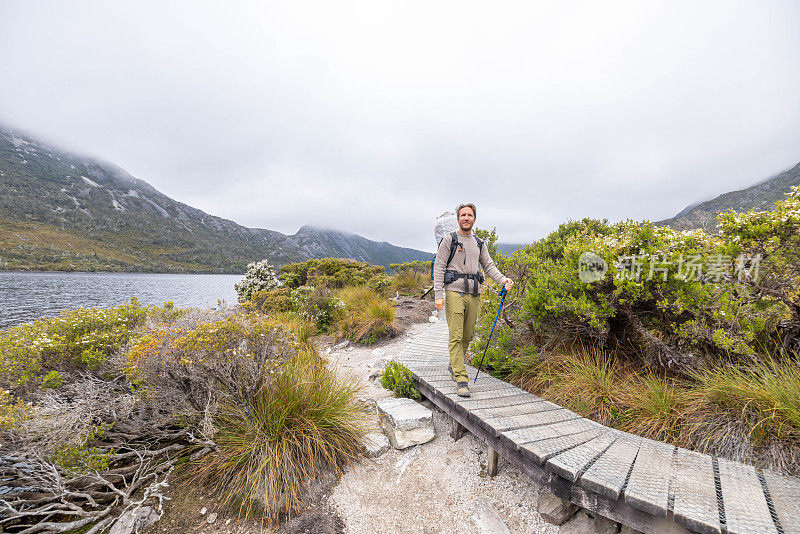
504, 279, 514, 291
435, 298, 444, 310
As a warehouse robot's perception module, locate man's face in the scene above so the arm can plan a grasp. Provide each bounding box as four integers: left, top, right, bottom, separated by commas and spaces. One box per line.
458, 207, 475, 232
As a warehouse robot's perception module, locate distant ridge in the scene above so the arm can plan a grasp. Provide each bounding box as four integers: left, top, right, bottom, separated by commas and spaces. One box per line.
0, 122, 430, 273
656, 162, 800, 232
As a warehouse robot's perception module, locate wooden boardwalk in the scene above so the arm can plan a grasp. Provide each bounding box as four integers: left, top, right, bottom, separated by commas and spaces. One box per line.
396, 318, 800, 534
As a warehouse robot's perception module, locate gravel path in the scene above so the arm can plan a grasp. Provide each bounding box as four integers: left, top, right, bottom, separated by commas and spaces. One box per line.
325, 320, 559, 534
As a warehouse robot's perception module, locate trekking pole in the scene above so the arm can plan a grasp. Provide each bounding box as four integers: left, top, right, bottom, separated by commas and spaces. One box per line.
474, 286, 507, 383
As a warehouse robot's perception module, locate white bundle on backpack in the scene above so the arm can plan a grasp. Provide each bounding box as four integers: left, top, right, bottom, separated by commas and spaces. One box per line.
434, 211, 458, 248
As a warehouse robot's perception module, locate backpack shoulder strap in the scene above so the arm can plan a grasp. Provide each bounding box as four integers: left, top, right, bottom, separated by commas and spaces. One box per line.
475, 236, 484, 253
446, 231, 459, 268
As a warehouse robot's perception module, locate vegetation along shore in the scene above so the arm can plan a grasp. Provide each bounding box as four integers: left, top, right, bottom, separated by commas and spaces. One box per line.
1, 187, 799, 532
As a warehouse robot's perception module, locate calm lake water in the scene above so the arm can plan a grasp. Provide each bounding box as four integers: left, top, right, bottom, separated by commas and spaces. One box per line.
0, 271, 242, 329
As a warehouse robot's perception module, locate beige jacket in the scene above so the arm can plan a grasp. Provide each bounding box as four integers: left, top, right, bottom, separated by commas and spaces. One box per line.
433, 233, 508, 300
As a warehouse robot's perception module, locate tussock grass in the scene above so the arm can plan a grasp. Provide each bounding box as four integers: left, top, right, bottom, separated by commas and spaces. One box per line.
510, 343, 800, 474
620, 372, 689, 443
512, 346, 622, 426
336, 286, 395, 344
687, 357, 800, 445
191, 351, 369, 523
391, 270, 429, 295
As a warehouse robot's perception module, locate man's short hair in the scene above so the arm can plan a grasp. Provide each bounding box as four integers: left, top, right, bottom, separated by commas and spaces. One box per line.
456, 203, 476, 217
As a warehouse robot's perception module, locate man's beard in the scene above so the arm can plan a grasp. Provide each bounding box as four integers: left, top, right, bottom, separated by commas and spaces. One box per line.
460, 221, 473, 231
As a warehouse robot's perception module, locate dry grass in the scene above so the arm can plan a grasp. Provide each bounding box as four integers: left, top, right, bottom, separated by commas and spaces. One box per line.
687, 357, 800, 445
190, 351, 369, 524
619, 372, 690, 443
510, 344, 800, 475
391, 270, 429, 295
511, 346, 622, 426
335, 286, 395, 344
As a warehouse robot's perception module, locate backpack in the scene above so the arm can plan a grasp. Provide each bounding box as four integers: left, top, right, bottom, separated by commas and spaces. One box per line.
430, 231, 484, 280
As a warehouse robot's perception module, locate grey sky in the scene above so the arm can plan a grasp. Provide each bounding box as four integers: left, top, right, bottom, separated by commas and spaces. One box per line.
1, 1, 799, 252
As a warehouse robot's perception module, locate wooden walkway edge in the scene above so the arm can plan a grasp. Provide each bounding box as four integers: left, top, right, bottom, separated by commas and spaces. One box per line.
396, 318, 800, 534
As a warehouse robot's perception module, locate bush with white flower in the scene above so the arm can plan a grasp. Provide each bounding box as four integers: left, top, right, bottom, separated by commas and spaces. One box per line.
235, 259, 280, 303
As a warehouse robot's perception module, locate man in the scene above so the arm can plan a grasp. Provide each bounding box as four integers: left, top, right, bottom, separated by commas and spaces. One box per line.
433, 203, 513, 397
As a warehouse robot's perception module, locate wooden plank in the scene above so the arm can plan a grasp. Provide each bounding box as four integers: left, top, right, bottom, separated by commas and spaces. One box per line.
469, 400, 558, 433
716, 458, 776, 534
444, 393, 539, 412
762, 469, 800, 534
519, 427, 602, 464
501, 418, 600, 450
481, 407, 580, 437
421, 378, 513, 393
624, 440, 674, 518
672, 448, 720, 534
580, 434, 641, 501
445, 387, 533, 404
546, 432, 617, 482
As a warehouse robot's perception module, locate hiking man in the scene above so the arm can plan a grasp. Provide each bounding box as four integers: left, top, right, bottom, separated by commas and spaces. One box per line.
433, 203, 513, 397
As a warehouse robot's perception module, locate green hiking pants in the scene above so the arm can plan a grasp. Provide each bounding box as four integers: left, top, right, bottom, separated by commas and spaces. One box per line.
444, 290, 481, 383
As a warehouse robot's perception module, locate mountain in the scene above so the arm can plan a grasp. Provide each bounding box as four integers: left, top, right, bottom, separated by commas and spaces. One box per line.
0, 123, 430, 272
657, 162, 800, 232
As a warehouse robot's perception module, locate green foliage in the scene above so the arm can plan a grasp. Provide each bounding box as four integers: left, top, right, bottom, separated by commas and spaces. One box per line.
379, 361, 421, 400
251, 287, 292, 314
336, 286, 395, 344
190, 351, 368, 523
289, 285, 345, 333
388, 260, 432, 274
0, 389, 31, 431
279, 258, 385, 290
473, 226, 499, 260
235, 259, 280, 303
40, 370, 64, 389
0, 298, 150, 389
50, 424, 114, 476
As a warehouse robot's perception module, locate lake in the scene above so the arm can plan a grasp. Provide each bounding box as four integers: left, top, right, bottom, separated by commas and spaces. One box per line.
0, 271, 243, 329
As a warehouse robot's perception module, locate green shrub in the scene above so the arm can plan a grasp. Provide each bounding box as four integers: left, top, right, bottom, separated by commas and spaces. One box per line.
336, 286, 395, 344
0, 298, 148, 389
190, 351, 368, 523
41, 370, 64, 389
280, 258, 385, 290
289, 285, 345, 333
379, 361, 421, 400
0, 389, 31, 431
252, 287, 292, 314
388, 260, 432, 274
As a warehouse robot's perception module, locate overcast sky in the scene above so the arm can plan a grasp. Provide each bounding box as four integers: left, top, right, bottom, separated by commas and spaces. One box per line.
1, 1, 799, 252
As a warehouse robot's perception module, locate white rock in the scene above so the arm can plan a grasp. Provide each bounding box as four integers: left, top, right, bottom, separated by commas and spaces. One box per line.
110, 506, 160, 534
362, 432, 390, 457
428, 316, 439, 323
470, 502, 511, 534
377, 397, 435, 449
347, 346, 354, 352
372, 348, 386, 357
206, 512, 218, 524
326, 347, 332, 354
200, 507, 207, 516
334, 340, 350, 350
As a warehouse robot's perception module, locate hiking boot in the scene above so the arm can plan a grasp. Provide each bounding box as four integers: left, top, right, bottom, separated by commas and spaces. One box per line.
456, 381, 471, 397
448, 365, 456, 382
